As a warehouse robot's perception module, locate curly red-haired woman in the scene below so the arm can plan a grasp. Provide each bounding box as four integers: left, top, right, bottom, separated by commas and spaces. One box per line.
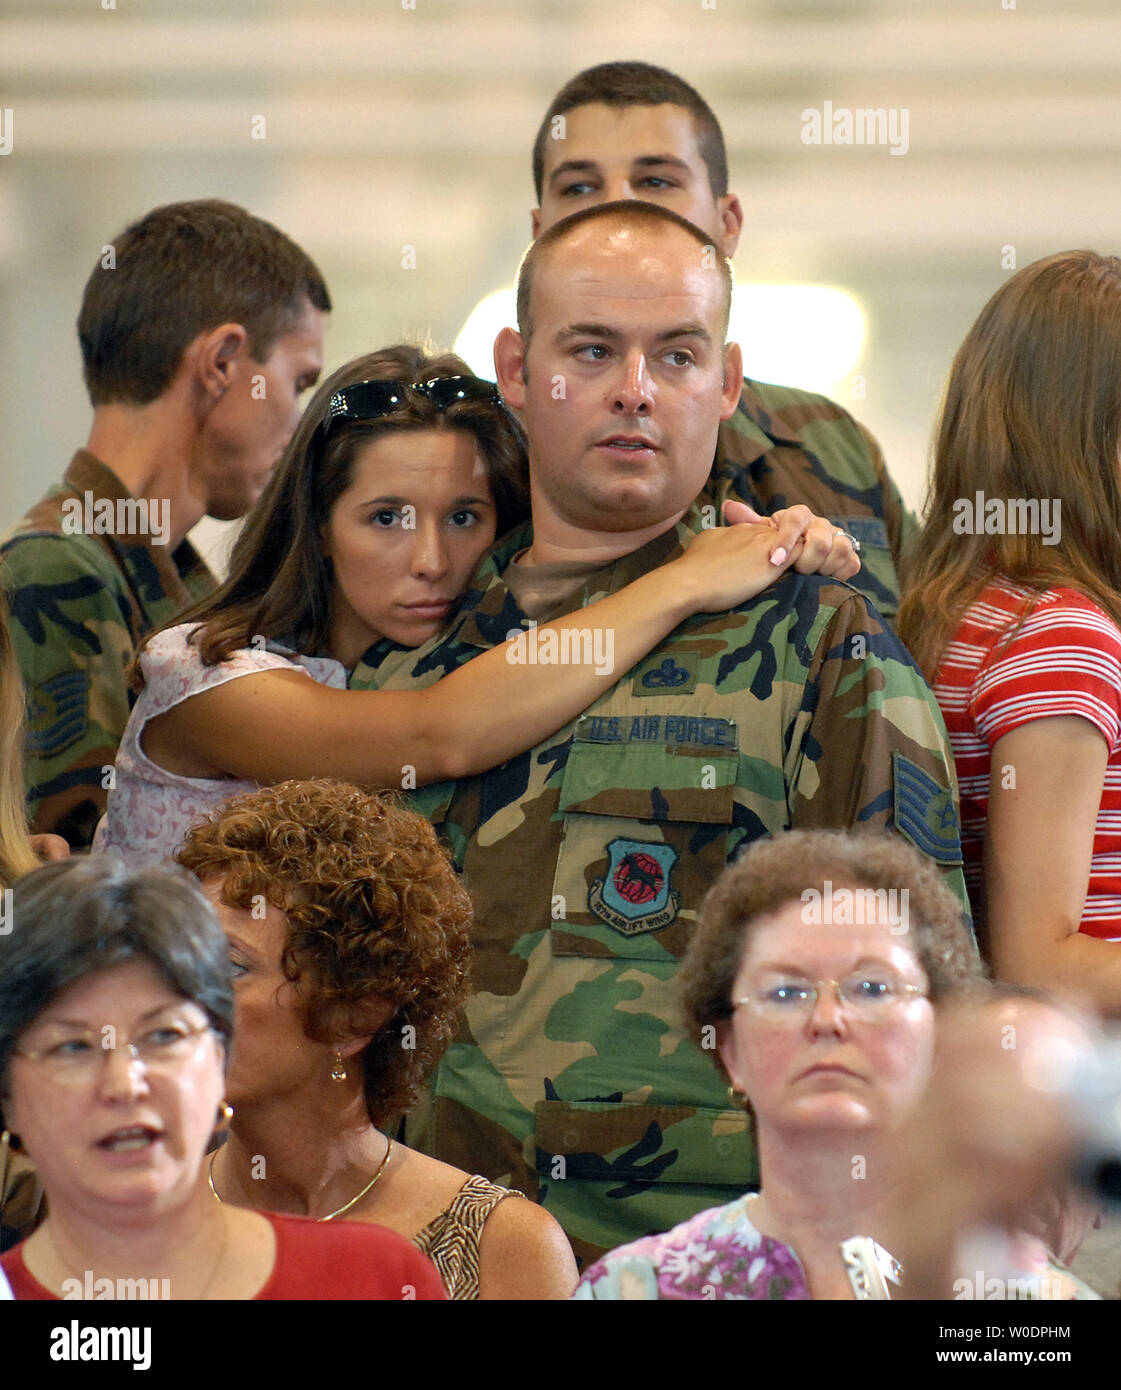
177, 778, 578, 1300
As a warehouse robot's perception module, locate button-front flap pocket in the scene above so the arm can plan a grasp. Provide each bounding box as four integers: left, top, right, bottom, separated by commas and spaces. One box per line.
551, 715, 739, 962
534, 1099, 756, 1188
559, 714, 738, 822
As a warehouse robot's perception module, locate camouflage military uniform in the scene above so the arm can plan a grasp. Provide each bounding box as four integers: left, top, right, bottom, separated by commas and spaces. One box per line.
353, 465, 964, 1268
1, 1131, 44, 1251
718, 378, 918, 621
1, 451, 214, 847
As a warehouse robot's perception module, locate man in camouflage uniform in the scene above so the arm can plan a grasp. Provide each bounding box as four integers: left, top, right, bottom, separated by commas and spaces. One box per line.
355, 202, 965, 1266
530, 60, 915, 619
2, 200, 329, 847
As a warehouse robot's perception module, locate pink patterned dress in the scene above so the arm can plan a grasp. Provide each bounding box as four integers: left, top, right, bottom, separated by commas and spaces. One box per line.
572, 1195, 1096, 1300
572, 1194, 809, 1300
93, 623, 347, 866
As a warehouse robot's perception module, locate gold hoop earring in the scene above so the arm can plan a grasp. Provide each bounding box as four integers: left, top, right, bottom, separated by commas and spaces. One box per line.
330, 1051, 347, 1083
211, 1100, 234, 1141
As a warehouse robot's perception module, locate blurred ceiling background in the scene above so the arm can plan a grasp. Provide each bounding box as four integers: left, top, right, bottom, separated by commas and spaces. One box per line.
3, 0, 1119, 565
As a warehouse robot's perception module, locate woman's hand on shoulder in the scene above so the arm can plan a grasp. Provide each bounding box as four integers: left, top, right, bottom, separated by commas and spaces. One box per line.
721, 499, 862, 581
477, 1195, 579, 1301
670, 513, 801, 614
669, 499, 862, 615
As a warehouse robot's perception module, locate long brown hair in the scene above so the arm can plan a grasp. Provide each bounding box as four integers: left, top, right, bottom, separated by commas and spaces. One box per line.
898, 250, 1121, 679
0, 595, 44, 887
143, 345, 528, 670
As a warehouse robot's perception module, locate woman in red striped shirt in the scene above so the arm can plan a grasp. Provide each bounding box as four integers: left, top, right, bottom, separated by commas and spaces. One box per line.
899, 251, 1121, 1013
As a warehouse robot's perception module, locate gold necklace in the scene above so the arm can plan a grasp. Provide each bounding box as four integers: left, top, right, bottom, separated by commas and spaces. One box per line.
208, 1138, 393, 1222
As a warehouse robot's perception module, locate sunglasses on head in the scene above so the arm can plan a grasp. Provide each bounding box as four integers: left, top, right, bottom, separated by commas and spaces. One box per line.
319, 376, 503, 444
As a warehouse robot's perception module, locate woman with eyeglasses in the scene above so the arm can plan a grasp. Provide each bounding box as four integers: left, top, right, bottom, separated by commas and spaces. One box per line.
0, 856, 446, 1299
574, 830, 985, 1300
94, 345, 859, 865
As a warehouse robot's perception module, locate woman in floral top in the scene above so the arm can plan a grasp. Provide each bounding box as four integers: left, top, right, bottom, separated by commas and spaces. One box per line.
575, 832, 1104, 1301
576, 830, 984, 1301
574, 1192, 811, 1300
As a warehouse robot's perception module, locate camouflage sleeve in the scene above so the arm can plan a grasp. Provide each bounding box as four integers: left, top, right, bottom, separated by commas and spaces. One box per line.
718, 386, 916, 621
786, 587, 969, 915
1, 534, 136, 847
855, 420, 920, 569
1, 1129, 44, 1246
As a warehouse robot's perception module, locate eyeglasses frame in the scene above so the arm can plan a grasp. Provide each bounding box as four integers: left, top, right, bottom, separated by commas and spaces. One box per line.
732, 976, 928, 1024
14, 1021, 216, 1081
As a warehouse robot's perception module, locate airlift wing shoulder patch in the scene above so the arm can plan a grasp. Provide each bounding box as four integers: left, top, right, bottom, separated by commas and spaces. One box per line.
891, 751, 962, 865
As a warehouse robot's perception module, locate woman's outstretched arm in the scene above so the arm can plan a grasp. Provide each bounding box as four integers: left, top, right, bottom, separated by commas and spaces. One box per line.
146, 519, 803, 788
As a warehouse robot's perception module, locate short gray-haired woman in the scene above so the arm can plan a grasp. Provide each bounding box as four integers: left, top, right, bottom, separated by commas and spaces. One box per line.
575, 830, 983, 1300
0, 857, 444, 1299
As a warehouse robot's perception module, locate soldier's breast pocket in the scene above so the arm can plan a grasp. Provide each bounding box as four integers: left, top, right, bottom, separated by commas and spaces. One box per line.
550, 712, 739, 964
